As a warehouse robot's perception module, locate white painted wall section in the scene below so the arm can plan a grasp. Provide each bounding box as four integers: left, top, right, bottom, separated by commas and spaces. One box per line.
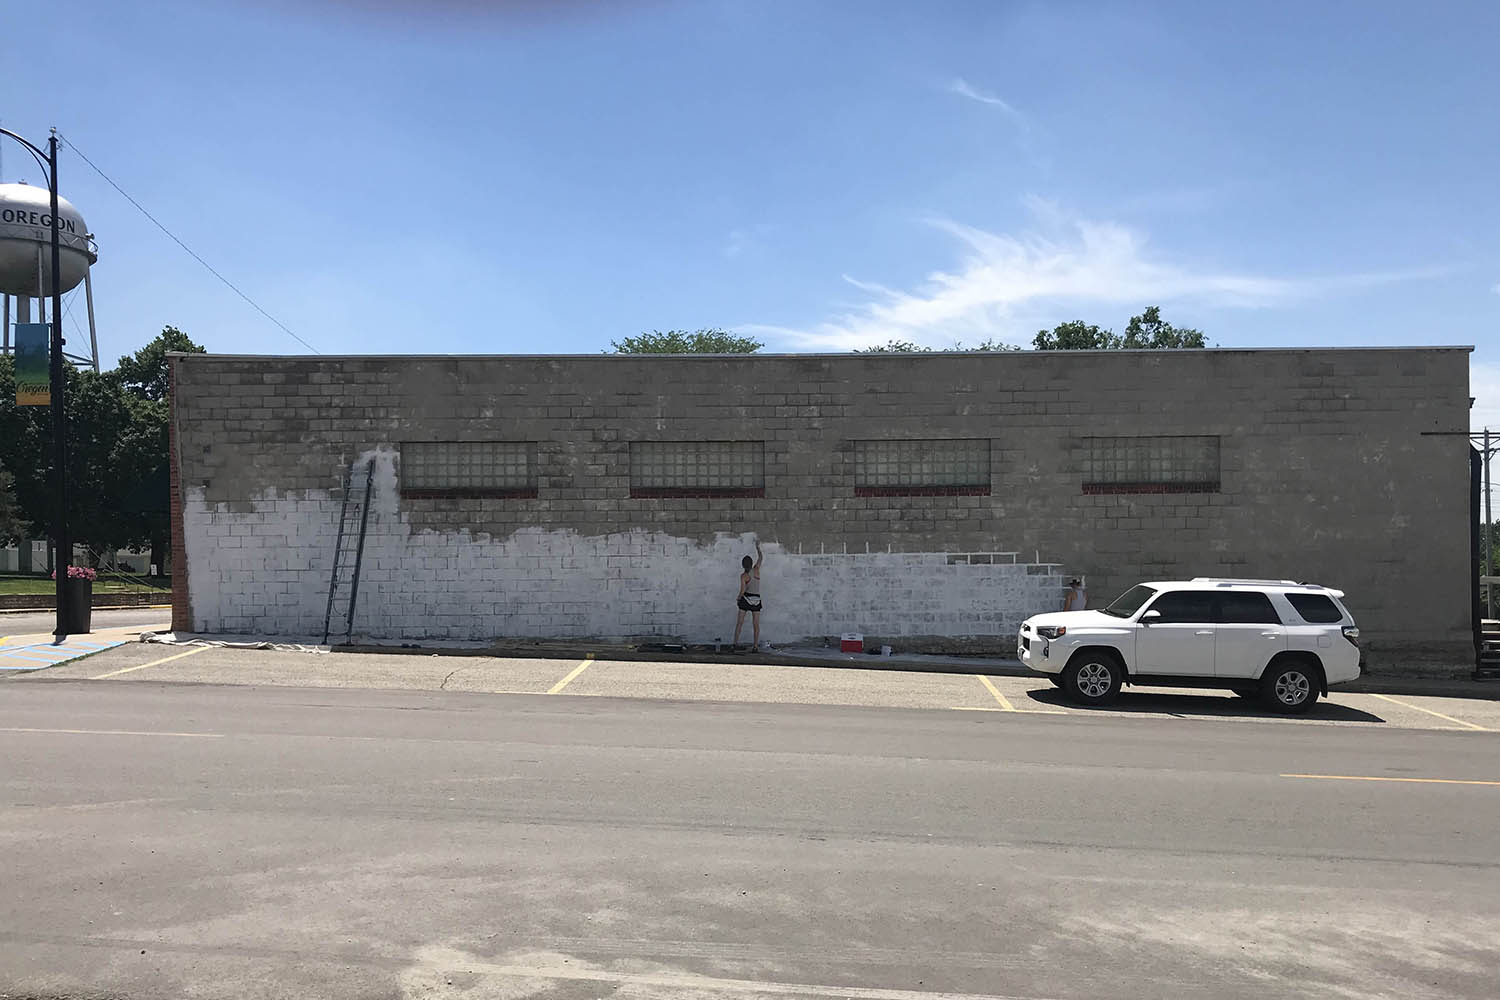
184, 451, 1068, 642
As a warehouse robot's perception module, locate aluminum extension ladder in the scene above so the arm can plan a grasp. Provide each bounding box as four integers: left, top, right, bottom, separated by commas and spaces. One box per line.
322, 459, 375, 645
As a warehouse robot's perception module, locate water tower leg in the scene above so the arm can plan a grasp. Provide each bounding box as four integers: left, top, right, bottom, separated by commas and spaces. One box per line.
84, 269, 99, 372
16, 294, 29, 324
3, 294, 9, 353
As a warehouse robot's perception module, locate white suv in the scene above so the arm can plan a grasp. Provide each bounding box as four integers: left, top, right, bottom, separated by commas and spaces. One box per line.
1018, 579, 1361, 714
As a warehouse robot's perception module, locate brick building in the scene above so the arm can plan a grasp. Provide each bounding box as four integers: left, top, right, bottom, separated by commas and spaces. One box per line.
168, 347, 1474, 674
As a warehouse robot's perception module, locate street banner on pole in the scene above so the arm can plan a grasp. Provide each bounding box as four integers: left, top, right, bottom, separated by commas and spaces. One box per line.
14, 323, 50, 405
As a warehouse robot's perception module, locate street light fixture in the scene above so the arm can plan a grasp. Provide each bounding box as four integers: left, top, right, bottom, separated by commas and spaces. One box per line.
0, 126, 72, 637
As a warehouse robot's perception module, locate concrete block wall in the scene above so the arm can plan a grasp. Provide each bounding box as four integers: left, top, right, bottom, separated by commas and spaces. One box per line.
169, 348, 1474, 671
182, 448, 1065, 642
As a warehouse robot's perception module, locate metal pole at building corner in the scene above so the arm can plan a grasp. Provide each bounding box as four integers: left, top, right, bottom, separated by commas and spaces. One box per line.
47, 131, 71, 636
1486, 428, 1494, 621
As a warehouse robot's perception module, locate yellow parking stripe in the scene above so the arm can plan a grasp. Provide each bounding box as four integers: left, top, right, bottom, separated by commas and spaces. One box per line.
92, 645, 210, 679
1366, 693, 1489, 731
547, 655, 595, 695
979, 675, 1015, 711
0, 727, 222, 739
1283, 773, 1500, 787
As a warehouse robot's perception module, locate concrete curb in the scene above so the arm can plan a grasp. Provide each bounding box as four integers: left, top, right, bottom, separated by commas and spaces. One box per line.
332, 641, 1015, 677
0, 603, 172, 615
329, 642, 1499, 700
1341, 677, 1500, 701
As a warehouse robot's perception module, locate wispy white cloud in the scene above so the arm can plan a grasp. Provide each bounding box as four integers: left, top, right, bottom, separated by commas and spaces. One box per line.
946, 77, 1046, 168
741, 200, 1440, 352
947, 77, 1023, 119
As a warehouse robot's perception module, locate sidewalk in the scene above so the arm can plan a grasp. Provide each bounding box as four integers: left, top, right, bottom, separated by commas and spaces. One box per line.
0, 622, 163, 673
0, 602, 172, 615
331, 638, 1500, 701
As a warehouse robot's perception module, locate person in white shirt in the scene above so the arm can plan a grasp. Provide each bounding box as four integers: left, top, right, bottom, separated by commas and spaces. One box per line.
1063, 577, 1087, 612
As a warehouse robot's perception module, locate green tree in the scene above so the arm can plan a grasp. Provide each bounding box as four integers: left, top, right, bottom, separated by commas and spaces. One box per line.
1033, 307, 1207, 350
0, 327, 205, 571
611, 328, 763, 354
857, 338, 1021, 353
0, 466, 21, 543
113, 328, 203, 572
0, 358, 131, 558
1032, 320, 1120, 350
1120, 306, 1207, 349
117, 325, 204, 401
857, 340, 933, 353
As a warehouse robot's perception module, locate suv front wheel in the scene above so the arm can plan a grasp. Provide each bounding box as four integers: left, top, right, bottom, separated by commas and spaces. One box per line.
1260, 658, 1321, 715
1062, 651, 1123, 706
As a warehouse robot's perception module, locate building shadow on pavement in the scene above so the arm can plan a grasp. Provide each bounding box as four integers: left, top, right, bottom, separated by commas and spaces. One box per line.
1022, 686, 1387, 723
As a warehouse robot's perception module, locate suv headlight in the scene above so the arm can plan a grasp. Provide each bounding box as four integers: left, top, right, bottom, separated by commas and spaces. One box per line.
1037, 626, 1067, 640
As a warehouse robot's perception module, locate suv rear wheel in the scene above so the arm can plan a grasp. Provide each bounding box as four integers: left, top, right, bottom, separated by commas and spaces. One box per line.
1260, 658, 1320, 715
1062, 651, 1123, 706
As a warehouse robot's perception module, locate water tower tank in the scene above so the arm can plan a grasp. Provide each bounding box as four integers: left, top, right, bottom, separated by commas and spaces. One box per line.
0, 181, 97, 296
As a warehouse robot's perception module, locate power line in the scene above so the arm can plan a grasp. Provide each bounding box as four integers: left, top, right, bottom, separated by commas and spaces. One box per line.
55, 131, 320, 354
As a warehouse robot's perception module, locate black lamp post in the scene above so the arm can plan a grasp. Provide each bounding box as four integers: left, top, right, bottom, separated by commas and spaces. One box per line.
1, 126, 71, 637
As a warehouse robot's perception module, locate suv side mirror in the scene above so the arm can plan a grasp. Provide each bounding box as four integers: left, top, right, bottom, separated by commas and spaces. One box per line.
1140, 610, 1162, 624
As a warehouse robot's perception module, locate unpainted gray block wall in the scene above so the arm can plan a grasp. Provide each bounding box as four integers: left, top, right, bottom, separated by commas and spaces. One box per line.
170, 348, 1473, 672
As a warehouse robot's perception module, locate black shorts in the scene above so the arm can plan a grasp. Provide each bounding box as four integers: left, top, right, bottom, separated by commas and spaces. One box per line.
737, 596, 763, 613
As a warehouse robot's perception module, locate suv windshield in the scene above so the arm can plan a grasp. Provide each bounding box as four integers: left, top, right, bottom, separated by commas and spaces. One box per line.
1102, 584, 1156, 618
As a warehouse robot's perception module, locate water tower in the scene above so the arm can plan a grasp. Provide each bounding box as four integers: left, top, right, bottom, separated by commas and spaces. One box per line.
0, 180, 100, 371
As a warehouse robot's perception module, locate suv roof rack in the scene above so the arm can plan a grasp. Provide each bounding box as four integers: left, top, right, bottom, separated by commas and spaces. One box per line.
1189, 577, 1302, 586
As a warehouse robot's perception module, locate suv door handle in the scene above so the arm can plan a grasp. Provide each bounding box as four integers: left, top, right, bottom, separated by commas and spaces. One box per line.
1195, 630, 1214, 636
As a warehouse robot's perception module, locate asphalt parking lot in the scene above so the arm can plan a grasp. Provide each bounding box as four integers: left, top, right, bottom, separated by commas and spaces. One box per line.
15, 640, 1500, 733
3, 669, 1497, 1000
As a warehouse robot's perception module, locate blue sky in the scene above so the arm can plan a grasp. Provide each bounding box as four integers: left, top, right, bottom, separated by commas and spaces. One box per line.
5, 0, 1497, 425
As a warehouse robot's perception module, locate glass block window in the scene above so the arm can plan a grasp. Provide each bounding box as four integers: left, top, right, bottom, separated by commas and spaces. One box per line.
629, 441, 765, 498
852, 439, 991, 496
400, 441, 537, 497
1082, 436, 1220, 494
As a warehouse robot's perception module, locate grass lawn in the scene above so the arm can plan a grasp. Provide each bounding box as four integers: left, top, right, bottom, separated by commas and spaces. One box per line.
0, 574, 171, 596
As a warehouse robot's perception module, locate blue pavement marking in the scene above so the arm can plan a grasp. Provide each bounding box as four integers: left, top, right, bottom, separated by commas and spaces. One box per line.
0, 637, 127, 672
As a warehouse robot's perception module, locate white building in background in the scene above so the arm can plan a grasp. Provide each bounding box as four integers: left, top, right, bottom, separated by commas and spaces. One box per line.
0, 541, 154, 575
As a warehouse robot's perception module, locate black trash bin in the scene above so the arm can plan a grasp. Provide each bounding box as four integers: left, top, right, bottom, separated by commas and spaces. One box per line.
57, 578, 93, 635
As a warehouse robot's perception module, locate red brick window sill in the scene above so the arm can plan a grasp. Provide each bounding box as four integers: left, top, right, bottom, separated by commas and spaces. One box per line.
400, 488, 539, 499
630, 487, 766, 499
1081, 482, 1221, 495
854, 486, 992, 497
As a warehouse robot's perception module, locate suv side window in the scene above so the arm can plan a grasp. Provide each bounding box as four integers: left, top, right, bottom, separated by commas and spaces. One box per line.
1215, 592, 1282, 625
1285, 593, 1344, 624
1144, 591, 1215, 623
